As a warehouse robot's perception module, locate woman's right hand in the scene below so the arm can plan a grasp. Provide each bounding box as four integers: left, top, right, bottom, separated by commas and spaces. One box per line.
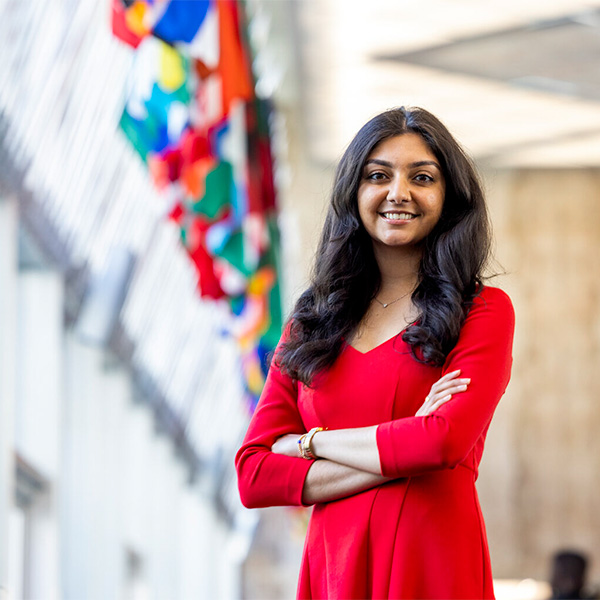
415, 369, 470, 417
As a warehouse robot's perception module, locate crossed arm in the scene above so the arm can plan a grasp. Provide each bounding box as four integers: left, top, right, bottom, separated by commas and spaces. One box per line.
236, 288, 514, 508
270, 371, 469, 504
236, 288, 514, 509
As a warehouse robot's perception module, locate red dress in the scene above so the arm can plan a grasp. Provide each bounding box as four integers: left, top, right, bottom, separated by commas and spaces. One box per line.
236, 286, 515, 599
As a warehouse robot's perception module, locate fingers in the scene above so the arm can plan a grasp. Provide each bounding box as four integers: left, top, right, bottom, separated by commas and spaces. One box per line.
436, 380, 470, 395
434, 381, 470, 399
415, 392, 453, 417
416, 371, 471, 417
434, 369, 469, 386
432, 370, 467, 387
428, 394, 452, 412
271, 433, 303, 457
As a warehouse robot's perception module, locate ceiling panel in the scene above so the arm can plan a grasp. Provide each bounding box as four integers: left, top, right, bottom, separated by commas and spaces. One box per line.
377, 11, 600, 102
296, 0, 600, 168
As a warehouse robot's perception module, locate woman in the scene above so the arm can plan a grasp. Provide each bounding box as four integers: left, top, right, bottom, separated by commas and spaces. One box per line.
235, 107, 515, 599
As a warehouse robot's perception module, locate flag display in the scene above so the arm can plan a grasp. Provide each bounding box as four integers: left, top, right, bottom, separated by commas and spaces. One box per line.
113, 0, 282, 410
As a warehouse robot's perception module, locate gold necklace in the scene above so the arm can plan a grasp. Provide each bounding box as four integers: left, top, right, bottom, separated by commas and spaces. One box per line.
373, 289, 412, 308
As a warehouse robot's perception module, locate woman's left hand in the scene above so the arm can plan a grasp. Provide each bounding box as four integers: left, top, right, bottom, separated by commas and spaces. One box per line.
271, 433, 302, 457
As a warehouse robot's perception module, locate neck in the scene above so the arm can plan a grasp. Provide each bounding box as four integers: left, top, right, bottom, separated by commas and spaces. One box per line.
372, 244, 422, 292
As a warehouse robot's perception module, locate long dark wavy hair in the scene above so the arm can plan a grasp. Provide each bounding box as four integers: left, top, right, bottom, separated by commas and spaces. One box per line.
276, 106, 492, 385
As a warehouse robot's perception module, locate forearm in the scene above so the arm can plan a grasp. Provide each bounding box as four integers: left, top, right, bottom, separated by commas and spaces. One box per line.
309, 416, 477, 480
306, 372, 469, 474
302, 458, 391, 504
310, 426, 382, 475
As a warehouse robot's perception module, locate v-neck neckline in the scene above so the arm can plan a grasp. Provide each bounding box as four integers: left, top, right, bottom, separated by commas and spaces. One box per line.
346, 331, 403, 356
345, 319, 419, 355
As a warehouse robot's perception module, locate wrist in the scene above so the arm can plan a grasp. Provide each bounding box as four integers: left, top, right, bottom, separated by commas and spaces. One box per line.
298, 427, 326, 460
310, 429, 325, 458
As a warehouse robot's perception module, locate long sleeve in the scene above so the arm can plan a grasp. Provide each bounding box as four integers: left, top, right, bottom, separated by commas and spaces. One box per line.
235, 341, 314, 508
377, 286, 515, 478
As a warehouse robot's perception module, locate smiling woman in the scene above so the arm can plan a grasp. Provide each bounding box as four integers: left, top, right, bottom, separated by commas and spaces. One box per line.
236, 107, 515, 599
358, 133, 446, 253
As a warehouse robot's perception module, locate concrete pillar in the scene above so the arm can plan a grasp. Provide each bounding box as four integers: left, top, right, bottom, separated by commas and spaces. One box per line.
60, 336, 105, 600
15, 270, 64, 599
480, 168, 600, 582
0, 195, 18, 600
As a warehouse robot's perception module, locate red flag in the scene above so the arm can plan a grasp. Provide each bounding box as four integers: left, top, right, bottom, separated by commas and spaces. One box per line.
217, 0, 254, 114
111, 0, 145, 48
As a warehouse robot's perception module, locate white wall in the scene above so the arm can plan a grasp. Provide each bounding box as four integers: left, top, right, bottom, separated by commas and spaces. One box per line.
0, 195, 18, 600
15, 269, 64, 599
0, 202, 248, 599
59, 334, 239, 600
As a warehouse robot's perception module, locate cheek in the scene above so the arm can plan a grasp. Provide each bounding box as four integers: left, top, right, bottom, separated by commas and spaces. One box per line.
427, 192, 445, 219
357, 190, 374, 220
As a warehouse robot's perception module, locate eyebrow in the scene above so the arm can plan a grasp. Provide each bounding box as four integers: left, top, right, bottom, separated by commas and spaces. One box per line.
364, 158, 441, 170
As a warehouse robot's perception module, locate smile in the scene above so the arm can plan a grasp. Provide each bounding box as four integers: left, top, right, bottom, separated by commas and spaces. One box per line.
380, 212, 418, 221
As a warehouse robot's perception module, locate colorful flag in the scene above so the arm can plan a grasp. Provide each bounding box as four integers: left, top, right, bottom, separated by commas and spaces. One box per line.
113, 0, 282, 409
111, 0, 150, 48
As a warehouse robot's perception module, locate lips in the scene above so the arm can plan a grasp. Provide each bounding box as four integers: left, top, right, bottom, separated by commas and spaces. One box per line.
380, 212, 418, 221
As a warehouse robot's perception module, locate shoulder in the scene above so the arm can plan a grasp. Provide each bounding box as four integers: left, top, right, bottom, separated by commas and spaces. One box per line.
465, 285, 515, 329
442, 285, 515, 365
473, 285, 513, 312
271, 320, 297, 375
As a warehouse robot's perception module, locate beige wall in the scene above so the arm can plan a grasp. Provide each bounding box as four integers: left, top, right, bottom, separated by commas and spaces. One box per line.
276, 109, 334, 316
479, 168, 600, 582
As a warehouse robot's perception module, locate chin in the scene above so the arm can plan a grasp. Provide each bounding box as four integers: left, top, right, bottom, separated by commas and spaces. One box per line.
377, 238, 411, 248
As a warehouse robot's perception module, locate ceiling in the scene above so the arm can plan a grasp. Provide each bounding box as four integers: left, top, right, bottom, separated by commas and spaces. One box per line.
293, 0, 600, 168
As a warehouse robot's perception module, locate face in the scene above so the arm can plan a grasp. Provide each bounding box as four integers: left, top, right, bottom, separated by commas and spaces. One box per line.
357, 133, 445, 252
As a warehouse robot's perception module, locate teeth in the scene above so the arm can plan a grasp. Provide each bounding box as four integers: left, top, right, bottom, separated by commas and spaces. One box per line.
382, 213, 416, 220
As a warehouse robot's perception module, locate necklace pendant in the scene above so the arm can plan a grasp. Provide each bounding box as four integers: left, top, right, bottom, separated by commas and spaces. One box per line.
382, 303, 389, 308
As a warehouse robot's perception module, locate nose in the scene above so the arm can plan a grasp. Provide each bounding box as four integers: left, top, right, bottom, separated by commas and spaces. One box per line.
387, 175, 410, 203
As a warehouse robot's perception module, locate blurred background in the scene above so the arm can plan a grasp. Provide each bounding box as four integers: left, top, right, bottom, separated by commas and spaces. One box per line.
1, 0, 600, 598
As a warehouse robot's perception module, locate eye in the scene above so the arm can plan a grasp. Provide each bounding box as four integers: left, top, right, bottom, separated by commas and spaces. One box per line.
365, 171, 387, 181
414, 173, 434, 183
